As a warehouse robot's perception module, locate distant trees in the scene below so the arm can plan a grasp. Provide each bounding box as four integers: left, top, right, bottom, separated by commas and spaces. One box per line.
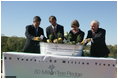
1, 36, 117, 58
1, 36, 9, 53
1, 36, 26, 52
107, 45, 117, 58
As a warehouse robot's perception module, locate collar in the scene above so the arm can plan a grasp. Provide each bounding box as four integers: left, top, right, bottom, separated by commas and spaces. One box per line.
72, 29, 80, 34
51, 24, 57, 29
32, 24, 39, 29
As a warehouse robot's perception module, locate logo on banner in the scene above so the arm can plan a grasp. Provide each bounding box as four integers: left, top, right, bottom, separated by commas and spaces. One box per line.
48, 64, 55, 75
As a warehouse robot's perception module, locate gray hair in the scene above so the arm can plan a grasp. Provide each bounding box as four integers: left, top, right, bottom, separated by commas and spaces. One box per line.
90, 20, 100, 26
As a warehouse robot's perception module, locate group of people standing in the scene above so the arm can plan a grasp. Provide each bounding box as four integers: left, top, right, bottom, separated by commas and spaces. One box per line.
23, 16, 110, 57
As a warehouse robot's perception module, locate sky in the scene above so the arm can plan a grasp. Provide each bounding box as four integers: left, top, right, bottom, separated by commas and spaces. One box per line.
1, 1, 117, 45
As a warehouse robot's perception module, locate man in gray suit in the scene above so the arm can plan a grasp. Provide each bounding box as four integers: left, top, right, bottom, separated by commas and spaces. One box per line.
46, 16, 64, 41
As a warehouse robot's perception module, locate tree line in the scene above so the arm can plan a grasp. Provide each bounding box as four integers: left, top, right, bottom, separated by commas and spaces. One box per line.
1, 36, 117, 58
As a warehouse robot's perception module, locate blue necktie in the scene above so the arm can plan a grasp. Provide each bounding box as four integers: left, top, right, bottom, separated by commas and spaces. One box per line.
35, 28, 38, 36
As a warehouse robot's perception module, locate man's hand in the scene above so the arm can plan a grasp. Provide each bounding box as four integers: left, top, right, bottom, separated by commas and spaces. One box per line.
33, 37, 40, 41
80, 38, 92, 45
40, 35, 44, 40
84, 38, 92, 43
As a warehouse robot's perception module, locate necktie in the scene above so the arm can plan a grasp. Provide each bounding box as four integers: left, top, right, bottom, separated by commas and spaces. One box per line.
53, 27, 56, 35
35, 28, 38, 36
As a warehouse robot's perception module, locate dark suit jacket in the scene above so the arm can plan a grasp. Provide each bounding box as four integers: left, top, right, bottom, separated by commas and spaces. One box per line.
69, 29, 85, 42
46, 24, 64, 40
23, 25, 46, 53
86, 28, 110, 57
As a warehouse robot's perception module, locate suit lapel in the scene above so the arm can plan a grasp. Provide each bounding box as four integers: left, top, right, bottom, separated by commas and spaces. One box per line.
49, 25, 59, 35
50, 25, 54, 34
37, 27, 40, 36
56, 24, 59, 33
31, 25, 37, 36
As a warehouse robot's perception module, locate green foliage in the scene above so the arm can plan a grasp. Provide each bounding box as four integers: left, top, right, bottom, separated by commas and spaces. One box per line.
65, 32, 82, 44
76, 35, 81, 43
1, 36, 9, 53
49, 34, 54, 40
1, 36, 26, 52
107, 45, 117, 58
67, 33, 72, 41
1, 36, 117, 58
64, 32, 68, 40
57, 32, 62, 38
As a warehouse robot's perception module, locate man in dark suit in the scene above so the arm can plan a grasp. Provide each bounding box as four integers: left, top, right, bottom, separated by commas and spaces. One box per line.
23, 16, 46, 53
46, 16, 64, 41
85, 20, 110, 57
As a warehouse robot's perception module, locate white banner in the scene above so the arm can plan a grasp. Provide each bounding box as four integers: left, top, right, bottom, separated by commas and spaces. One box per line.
40, 42, 83, 56
3, 52, 116, 78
